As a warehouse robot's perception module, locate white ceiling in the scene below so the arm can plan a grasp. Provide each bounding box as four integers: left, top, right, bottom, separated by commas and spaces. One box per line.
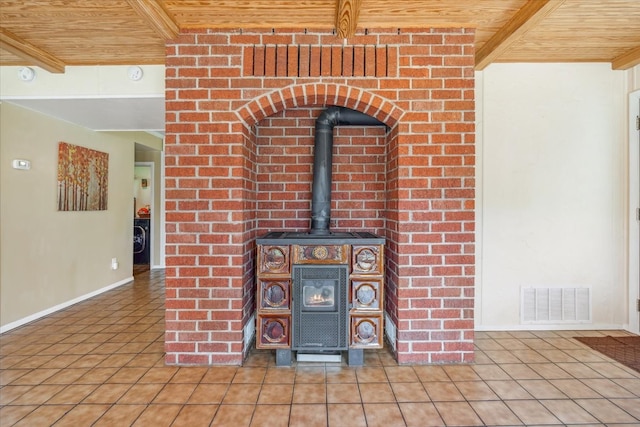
4, 96, 165, 133
0, 65, 166, 139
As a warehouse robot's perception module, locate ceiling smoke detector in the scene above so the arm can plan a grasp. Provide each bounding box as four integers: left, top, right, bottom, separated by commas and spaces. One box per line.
127, 66, 143, 81
17, 67, 35, 82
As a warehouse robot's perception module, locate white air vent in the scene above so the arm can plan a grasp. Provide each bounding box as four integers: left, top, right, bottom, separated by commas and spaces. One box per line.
521, 287, 591, 324
385, 313, 397, 351
244, 313, 256, 350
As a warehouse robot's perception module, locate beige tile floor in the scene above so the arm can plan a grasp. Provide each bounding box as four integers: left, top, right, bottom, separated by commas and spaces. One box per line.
1, 269, 639, 426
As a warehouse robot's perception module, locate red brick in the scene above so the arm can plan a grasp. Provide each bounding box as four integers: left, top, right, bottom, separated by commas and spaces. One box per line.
309, 46, 321, 76
197, 342, 230, 353
165, 342, 196, 353
352, 45, 365, 76
178, 89, 209, 100
264, 45, 276, 76
176, 354, 210, 365
431, 353, 463, 363
178, 310, 208, 320
177, 267, 210, 277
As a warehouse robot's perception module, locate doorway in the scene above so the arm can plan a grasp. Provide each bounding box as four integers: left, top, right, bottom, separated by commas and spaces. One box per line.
134, 163, 154, 274
629, 91, 640, 334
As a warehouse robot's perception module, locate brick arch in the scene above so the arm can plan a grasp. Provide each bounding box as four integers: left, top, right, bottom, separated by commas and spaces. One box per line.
236, 83, 404, 128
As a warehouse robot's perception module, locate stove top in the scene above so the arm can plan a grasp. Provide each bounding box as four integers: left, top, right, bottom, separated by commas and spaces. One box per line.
257, 231, 384, 245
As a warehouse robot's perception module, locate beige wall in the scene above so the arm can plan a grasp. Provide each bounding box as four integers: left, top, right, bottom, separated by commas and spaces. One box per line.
476, 63, 630, 330
0, 102, 148, 328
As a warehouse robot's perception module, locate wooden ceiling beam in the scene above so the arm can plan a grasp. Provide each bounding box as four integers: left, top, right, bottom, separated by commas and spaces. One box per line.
612, 45, 640, 70
335, 0, 362, 39
126, 0, 179, 40
0, 27, 66, 73
475, 0, 565, 70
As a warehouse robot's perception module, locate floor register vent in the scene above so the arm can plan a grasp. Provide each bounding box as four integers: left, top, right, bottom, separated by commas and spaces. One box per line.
521, 287, 591, 324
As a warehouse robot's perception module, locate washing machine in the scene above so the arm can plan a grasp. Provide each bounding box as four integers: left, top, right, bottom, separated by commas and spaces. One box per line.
133, 218, 150, 264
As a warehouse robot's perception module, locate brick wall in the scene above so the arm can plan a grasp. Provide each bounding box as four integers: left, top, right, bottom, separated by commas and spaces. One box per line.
256, 108, 387, 232
165, 28, 475, 365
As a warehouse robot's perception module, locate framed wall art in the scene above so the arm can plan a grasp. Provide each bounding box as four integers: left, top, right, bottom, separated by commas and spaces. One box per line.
57, 142, 109, 211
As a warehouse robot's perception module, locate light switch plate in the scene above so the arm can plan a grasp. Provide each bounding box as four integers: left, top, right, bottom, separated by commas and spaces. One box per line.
12, 159, 31, 170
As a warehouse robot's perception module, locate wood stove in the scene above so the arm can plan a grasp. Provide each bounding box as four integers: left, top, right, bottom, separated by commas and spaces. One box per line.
256, 232, 385, 365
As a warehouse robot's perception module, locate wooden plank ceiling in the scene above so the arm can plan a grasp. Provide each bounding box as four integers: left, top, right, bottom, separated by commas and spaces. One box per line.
1, 0, 639, 74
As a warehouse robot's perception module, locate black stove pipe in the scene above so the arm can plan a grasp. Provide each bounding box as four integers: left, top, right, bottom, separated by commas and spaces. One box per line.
310, 107, 386, 235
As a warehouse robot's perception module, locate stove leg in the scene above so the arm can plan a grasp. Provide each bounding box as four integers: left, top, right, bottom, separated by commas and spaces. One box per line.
347, 348, 364, 366
276, 349, 292, 366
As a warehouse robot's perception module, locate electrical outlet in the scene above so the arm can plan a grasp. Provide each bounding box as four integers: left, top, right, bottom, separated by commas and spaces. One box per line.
111, 258, 119, 270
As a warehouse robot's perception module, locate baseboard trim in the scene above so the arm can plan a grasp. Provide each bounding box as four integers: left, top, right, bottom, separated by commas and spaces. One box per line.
0, 276, 134, 334
475, 323, 625, 332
